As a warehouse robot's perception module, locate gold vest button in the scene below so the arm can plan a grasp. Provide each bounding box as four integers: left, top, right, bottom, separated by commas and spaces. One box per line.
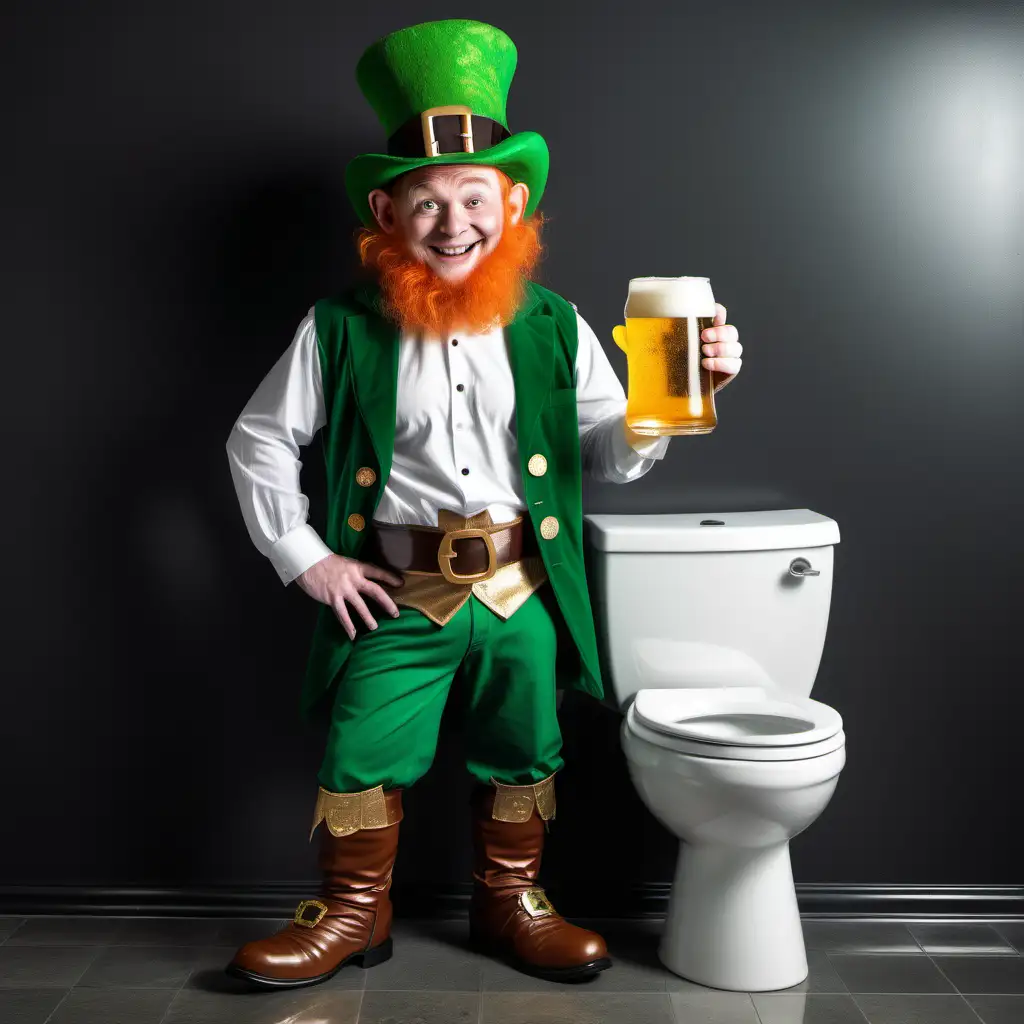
539, 515, 559, 540
528, 454, 548, 477
355, 467, 376, 487
347, 513, 365, 532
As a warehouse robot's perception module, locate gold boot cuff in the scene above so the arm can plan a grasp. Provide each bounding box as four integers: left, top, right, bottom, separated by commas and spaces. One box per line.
490, 772, 557, 823
310, 785, 403, 840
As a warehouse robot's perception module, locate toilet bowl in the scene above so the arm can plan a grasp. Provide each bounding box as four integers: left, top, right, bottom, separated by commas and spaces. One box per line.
584, 509, 846, 993
623, 689, 845, 990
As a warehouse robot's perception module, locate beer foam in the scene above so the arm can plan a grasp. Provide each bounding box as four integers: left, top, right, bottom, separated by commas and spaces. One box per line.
625, 276, 716, 318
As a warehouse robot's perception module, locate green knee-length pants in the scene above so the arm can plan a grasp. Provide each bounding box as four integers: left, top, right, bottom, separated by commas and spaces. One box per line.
318, 589, 564, 793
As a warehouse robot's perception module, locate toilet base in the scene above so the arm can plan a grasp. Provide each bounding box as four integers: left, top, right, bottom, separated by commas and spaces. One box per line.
659, 839, 808, 992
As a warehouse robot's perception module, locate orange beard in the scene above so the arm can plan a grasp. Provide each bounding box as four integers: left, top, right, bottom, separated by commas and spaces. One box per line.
357, 208, 544, 336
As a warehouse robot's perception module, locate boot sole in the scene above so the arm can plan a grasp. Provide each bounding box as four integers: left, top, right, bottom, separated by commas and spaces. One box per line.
224, 935, 393, 989
519, 955, 613, 982
471, 931, 613, 983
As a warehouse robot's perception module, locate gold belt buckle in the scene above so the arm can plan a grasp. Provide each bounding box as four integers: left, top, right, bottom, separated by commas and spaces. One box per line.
437, 528, 497, 584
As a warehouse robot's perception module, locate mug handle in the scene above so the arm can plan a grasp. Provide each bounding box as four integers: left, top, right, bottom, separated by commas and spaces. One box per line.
612, 325, 628, 352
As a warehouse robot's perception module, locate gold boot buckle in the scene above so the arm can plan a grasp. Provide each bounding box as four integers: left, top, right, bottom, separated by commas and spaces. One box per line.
293, 899, 328, 928
519, 888, 556, 919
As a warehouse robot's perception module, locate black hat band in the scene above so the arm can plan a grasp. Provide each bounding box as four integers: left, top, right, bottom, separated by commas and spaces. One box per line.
387, 107, 511, 159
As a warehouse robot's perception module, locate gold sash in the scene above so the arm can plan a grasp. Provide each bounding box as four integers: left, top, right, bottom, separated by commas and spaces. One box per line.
378, 509, 548, 626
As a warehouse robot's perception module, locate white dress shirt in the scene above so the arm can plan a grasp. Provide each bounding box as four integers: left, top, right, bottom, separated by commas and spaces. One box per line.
226, 307, 670, 585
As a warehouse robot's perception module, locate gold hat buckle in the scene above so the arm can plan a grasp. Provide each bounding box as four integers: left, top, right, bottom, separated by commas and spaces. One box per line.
420, 104, 475, 157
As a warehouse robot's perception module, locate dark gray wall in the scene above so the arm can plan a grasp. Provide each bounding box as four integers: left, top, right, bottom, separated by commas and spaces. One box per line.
3, 0, 1021, 896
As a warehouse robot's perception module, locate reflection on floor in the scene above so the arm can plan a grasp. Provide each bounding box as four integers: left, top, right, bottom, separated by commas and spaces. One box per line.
1, 916, 1023, 1023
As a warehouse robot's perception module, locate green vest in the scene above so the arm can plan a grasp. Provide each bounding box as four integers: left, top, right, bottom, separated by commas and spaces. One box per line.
298, 281, 604, 721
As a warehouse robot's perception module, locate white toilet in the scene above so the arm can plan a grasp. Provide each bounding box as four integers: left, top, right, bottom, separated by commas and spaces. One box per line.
584, 509, 846, 993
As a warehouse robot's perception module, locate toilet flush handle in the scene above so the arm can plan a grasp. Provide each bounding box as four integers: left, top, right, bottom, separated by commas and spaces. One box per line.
789, 557, 820, 577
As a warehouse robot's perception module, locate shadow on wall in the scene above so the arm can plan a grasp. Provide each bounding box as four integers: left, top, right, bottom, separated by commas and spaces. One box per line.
87, 150, 372, 883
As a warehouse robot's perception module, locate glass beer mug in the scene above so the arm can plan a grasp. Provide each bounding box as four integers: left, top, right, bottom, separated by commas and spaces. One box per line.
612, 276, 718, 436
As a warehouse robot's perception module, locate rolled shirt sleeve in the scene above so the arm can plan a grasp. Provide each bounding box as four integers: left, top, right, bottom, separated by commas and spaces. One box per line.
225, 308, 333, 585
573, 309, 670, 483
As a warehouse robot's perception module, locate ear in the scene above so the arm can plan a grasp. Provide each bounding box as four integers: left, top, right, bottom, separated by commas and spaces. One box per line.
368, 188, 396, 233
507, 181, 530, 225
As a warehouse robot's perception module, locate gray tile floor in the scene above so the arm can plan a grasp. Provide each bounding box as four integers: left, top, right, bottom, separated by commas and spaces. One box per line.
1, 916, 1022, 1023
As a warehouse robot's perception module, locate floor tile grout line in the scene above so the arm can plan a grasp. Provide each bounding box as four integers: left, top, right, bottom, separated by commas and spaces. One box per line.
667, 988, 682, 1024
745, 991, 764, 1024
6, 984, 1023, 996
928, 951, 971, 999
928, 948, 1024, 1009
36, 944, 105, 1024
156, 984, 178, 1024
1, 920, 28, 946
851, 993, 873, 1024
832, 991, 1024, 996
848, 991, 962, 1021
844, 991, 1024, 1024
39, 987, 74, 1024
798, 987, 873, 1024
958, 992, 991, 1024
164, 941, 201, 1011
990, 922, 1023, 955
822, 947, 926, 954
72, 944, 105, 984
905, 921, 928, 954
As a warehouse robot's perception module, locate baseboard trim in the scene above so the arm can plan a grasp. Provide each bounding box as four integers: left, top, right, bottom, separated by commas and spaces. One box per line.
2, 884, 1022, 919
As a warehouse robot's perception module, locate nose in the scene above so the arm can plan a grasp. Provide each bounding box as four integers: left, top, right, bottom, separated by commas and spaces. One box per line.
438, 202, 470, 238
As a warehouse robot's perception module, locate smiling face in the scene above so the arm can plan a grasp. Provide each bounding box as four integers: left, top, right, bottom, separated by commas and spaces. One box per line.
368, 165, 529, 283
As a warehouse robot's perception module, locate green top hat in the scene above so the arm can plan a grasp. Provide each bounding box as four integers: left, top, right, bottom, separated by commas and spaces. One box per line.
345, 19, 549, 228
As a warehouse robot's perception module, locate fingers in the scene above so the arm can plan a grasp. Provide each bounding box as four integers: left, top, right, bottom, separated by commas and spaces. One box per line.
712, 302, 728, 327
331, 562, 404, 639
333, 588, 398, 641
360, 579, 401, 619
361, 563, 405, 588
700, 324, 740, 349
346, 590, 378, 632
334, 601, 357, 640
702, 357, 742, 375
700, 319, 742, 376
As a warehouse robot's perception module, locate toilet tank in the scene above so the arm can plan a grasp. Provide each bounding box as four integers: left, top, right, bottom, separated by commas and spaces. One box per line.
584, 509, 841, 711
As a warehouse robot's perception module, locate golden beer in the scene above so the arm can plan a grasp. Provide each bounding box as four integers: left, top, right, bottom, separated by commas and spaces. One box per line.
612, 277, 718, 436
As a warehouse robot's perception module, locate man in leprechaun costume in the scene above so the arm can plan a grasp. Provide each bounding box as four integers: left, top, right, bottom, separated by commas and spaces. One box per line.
225, 19, 743, 989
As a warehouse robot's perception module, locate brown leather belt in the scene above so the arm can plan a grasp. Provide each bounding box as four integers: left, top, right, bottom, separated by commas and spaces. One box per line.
367, 518, 537, 584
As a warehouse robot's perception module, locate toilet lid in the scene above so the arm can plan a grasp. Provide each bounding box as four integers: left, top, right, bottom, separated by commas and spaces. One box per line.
633, 687, 843, 748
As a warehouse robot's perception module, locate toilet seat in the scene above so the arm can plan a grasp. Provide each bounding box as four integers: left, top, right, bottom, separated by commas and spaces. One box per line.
629, 687, 844, 762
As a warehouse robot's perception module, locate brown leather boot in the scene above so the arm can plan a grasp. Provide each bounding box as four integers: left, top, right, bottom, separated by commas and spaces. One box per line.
226, 786, 402, 988
468, 778, 611, 982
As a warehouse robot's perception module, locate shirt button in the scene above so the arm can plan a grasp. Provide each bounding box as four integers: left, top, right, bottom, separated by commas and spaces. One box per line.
347, 513, 366, 532
456, 423, 464, 431
451, 339, 459, 346
461, 467, 470, 475
355, 467, 376, 487
456, 383, 465, 392
528, 454, 548, 477
540, 515, 559, 540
